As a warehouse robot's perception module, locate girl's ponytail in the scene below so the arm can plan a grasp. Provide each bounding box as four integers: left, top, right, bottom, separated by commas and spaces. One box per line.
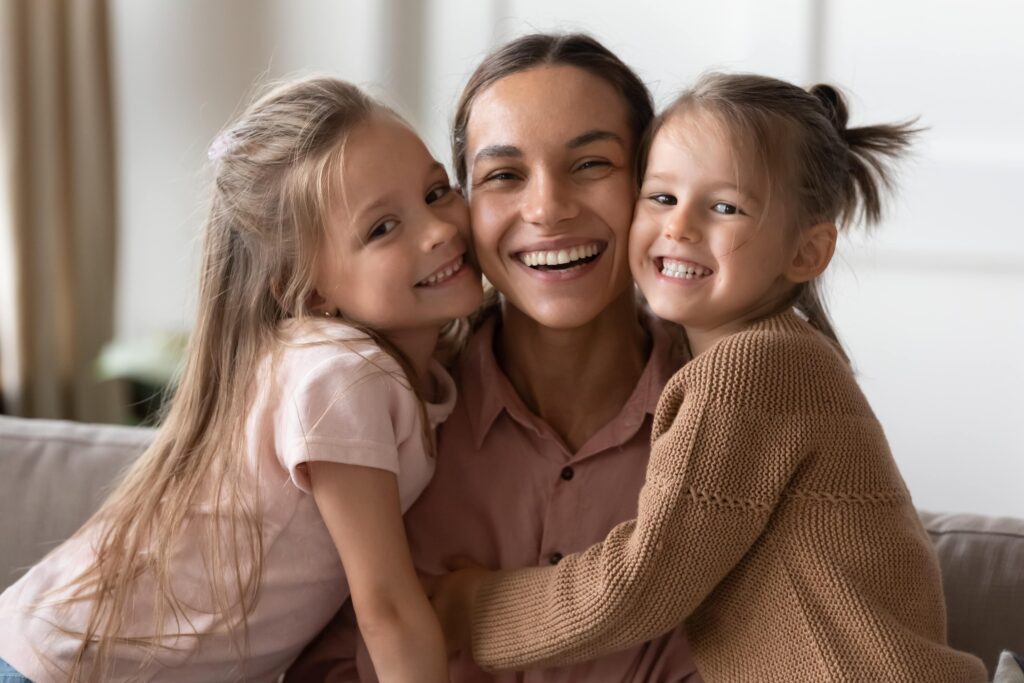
809, 83, 920, 228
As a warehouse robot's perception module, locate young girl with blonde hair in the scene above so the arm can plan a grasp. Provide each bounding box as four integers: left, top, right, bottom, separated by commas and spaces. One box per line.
429, 73, 989, 682
0, 75, 482, 682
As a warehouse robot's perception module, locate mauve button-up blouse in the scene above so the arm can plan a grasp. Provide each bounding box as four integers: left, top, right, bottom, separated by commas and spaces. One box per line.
391, 313, 701, 682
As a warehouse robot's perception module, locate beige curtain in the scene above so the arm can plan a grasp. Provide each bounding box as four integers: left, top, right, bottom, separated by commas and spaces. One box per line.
0, 0, 122, 421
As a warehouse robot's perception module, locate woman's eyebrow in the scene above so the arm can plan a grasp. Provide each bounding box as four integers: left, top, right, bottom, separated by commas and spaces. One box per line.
474, 144, 521, 163
567, 129, 624, 149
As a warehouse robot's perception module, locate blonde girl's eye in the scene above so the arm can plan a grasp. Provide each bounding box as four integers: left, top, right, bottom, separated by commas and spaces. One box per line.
368, 219, 398, 241
649, 193, 677, 206
425, 183, 450, 204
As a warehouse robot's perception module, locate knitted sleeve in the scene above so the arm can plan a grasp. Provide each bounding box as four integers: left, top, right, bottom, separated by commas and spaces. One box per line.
470, 327, 837, 670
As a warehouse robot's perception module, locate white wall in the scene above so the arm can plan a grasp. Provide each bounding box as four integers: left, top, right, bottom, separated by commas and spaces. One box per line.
108, 0, 1023, 517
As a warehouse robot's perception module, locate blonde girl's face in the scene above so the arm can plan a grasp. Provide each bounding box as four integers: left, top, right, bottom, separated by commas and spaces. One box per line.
629, 112, 799, 336
316, 115, 483, 335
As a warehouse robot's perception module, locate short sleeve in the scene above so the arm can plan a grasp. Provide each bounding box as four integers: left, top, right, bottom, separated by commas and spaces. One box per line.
281, 358, 412, 494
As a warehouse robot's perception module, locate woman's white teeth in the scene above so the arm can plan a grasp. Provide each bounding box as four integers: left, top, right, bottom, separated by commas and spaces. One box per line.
519, 243, 600, 267
420, 256, 463, 286
661, 259, 711, 279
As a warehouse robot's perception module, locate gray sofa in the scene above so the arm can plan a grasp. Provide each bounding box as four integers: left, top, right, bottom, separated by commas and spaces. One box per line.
1, 415, 1022, 677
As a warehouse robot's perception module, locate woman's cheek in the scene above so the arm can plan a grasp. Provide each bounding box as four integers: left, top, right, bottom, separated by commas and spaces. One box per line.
469, 197, 509, 270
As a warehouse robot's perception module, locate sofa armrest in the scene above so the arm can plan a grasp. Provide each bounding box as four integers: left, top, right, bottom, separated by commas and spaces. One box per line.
921, 510, 1024, 677
0, 416, 153, 591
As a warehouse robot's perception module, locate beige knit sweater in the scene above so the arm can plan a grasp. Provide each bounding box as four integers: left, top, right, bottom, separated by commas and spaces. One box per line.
470, 312, 987, 682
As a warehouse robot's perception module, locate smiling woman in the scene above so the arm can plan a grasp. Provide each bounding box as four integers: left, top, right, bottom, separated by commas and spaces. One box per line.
287, 33, 703, 683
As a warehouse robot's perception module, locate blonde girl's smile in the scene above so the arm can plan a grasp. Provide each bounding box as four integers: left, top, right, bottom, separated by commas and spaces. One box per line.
415, 253, 471, 287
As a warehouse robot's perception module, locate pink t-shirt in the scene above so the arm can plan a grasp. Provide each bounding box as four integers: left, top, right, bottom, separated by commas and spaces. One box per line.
0, 319, 455, 683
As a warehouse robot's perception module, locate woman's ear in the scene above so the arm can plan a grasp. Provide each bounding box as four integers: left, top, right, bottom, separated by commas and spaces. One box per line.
785, 222, 837, 284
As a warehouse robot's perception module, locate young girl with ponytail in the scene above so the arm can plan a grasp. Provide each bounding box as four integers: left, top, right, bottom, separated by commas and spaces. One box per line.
429, 72, 988, 682
0, 75, 481, 682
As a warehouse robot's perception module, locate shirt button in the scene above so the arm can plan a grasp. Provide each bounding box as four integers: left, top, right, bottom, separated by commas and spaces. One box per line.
560, 466, 574, 481
549, 552, 564, 565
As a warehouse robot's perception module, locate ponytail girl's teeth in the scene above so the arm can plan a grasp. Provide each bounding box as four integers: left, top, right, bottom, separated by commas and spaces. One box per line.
660, 258, 712, 280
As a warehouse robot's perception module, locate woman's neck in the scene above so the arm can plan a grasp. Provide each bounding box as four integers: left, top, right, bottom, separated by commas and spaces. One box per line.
496, 288, 650, 452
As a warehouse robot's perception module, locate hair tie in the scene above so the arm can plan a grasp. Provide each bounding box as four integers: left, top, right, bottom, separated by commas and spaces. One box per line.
810, 84, 849, 133
207, 131, 237, 160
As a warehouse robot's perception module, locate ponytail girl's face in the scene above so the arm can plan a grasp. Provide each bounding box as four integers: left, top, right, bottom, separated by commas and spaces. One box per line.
629, 112, 804, 336
314, 115, 483, 335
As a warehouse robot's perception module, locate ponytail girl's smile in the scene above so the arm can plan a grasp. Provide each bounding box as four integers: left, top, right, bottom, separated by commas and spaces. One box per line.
316, 115, 483, 334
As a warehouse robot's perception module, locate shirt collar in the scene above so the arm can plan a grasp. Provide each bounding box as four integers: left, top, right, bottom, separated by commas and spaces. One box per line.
459, 311, 688, 451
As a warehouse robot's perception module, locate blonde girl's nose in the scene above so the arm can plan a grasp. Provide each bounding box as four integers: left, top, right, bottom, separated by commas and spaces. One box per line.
520, 173, 579, 228
424, 214, 459, 250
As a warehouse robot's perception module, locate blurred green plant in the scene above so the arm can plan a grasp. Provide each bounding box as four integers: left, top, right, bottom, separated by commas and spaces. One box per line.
95, 332, 188, 424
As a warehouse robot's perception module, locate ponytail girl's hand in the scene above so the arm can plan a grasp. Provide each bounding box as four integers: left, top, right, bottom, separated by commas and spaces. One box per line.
422, 559, 489, 655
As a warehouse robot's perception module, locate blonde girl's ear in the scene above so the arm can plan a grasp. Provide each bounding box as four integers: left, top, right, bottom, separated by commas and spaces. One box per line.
785, 221, 837, 284
306, 289, 336, 318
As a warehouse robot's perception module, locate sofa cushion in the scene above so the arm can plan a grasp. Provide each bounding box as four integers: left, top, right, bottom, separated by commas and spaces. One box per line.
0, 416, 153, 591
921, 510, 1024, 677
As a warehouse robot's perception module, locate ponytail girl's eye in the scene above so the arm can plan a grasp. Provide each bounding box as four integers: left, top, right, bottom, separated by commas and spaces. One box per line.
650, 193, 678, 206
425, 184, 450, 204
368, 219, 398, 240
712, 202, 739, 215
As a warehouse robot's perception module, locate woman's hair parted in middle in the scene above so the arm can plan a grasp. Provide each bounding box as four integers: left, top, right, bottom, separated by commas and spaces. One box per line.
450, 32, 655, 190
646, 72, 921, 356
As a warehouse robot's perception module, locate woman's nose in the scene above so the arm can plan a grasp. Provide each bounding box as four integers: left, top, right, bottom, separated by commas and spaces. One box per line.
520, 173, 579, 228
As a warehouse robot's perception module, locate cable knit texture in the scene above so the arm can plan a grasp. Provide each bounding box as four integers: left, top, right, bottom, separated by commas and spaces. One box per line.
470, 311, 988, 682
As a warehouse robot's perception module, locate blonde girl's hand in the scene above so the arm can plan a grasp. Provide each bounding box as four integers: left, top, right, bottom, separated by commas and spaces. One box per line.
421, 558, 490, 655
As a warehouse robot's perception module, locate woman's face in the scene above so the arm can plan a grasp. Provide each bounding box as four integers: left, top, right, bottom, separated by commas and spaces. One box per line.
462, 65, 637, 330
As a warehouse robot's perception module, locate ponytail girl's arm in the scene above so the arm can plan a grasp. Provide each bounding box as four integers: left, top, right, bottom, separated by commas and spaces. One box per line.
308, 460, 449, 682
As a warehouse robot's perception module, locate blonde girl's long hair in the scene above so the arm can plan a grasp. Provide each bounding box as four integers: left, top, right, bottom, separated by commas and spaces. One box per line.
648, 73, 920, 361
52, 76, 387, 681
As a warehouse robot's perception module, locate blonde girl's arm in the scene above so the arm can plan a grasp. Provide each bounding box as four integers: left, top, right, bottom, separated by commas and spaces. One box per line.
308, 460, 448, 683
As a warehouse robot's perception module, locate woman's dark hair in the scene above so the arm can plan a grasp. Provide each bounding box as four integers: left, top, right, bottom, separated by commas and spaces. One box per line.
451, 33, 654, 188
654, 73, 920, 360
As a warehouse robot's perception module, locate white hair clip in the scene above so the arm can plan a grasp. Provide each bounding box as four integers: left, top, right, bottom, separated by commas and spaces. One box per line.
207, 131, 236, 160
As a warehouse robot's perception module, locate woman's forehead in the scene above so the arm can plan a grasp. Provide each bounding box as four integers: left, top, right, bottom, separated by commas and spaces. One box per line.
466, 65, 632, 151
